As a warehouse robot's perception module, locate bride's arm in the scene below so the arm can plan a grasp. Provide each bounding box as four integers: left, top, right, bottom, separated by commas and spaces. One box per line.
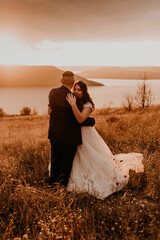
66, 93, 92, 123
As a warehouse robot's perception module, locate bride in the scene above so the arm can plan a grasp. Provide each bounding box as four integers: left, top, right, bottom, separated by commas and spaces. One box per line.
49, 81, 144, 200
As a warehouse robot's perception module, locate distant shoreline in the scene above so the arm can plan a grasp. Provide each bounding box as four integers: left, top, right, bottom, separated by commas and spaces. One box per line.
1, 65, 160, 88
1, 104, 160, 118
0, 78, 159, 88
0, 65, 103, 87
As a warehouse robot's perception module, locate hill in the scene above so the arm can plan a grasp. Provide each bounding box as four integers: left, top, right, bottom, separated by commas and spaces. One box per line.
79, 66, 160, 79
0, 65, 103, 87
0, 106, 159, 239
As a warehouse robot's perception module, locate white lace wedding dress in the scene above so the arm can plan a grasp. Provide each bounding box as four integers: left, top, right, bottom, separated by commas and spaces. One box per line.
66, 103, 144, 200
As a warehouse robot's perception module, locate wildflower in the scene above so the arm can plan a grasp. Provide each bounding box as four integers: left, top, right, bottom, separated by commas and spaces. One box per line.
23, 234, 29, 239
51, 218, 57, 223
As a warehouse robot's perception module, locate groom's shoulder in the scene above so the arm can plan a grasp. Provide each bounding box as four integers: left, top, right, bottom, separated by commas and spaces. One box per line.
49, 86, 61, 96
50, 86, 61, 92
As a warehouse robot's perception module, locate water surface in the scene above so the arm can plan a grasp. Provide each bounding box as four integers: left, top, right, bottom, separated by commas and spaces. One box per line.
0, 79, 160, 114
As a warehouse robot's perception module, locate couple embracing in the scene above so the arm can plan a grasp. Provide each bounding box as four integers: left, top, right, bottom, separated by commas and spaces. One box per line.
48, 71, 144, 200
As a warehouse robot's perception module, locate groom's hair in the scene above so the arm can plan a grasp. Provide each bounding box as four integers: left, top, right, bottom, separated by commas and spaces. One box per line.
62, 71, 74, 86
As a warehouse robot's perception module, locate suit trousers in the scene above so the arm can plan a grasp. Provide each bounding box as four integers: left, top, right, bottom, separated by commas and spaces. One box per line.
50, 140, 77, 186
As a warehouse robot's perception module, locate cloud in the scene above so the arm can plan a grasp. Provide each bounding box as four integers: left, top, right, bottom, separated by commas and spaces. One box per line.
0, 0, 160, 43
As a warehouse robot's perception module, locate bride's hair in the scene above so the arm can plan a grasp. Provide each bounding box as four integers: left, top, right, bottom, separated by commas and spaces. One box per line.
74, 81, 95, 109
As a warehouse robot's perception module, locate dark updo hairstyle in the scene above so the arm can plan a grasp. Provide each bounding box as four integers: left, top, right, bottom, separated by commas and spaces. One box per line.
74, 81, 95, 110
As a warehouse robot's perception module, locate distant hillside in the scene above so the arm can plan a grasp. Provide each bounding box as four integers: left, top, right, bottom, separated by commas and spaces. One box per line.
0, 65, 103, 87
79, 66, 160, 79
59, 66, 105, 72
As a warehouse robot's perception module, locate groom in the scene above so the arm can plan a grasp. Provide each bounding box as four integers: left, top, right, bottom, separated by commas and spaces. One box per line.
48, 71, 95, 186
48, 71, 82, 186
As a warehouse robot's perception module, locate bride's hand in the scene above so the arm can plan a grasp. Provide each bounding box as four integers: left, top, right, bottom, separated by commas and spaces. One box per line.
66, 93, 76, 106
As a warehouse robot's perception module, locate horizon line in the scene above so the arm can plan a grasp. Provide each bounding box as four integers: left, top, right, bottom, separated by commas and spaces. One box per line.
1, 64, 160, 68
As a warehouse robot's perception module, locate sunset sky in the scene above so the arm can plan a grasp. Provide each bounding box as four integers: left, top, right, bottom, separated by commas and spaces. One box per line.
0, 0, 160, 66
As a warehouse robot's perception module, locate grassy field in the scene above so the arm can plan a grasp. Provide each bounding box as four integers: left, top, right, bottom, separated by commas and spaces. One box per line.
0, 106, 159, 239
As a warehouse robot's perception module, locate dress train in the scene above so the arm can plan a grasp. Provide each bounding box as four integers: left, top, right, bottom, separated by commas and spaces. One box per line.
67, 126, 144, 199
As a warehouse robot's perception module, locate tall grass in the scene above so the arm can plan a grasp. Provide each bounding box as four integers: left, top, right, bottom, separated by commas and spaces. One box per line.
0, 107, 159, 239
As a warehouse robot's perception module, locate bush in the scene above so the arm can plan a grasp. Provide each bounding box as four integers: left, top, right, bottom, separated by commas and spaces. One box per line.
32, 107, 39, 115
122, 93, 134, 111
20, 107, 31, 116
0, 108, 6, 117
135, 77, 154, 108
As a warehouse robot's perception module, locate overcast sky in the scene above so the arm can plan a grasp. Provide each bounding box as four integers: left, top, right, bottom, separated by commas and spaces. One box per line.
0, 0, 160, 66
0, 0, 160, 43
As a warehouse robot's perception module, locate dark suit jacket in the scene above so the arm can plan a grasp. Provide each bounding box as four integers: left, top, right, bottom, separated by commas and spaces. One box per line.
48, 85, 82, 145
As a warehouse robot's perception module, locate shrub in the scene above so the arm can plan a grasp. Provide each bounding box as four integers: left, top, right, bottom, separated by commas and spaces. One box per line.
122, 93, 134, 111
32, 107, 39, 115
135, 75, 154, 108
20, 107, 31, 116
0, 108, 6, 117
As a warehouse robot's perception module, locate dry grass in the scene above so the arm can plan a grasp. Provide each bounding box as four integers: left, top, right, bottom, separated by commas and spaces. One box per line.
0, 107, 159, 240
